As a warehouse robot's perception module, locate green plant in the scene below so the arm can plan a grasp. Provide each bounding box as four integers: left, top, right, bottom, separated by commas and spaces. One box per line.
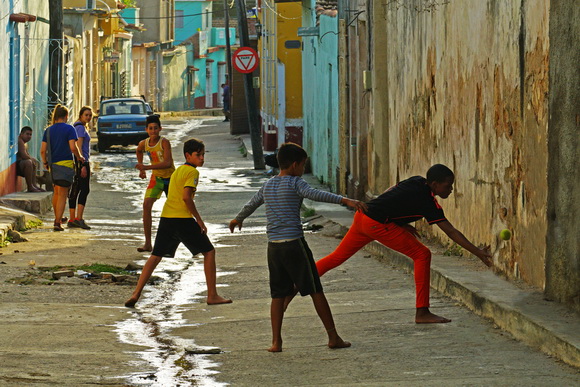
0, 235, 13, 248
77, 263, 131, 274
302, 206, 316, 218
443, 243, 463, 257
23, 219, 43, 230
118, 0, 136, 7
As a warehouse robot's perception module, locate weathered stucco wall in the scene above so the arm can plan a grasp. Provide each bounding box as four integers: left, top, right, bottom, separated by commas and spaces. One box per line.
545, 2, 580, 311
372, 0, 549, 288
302, 15, 340, 189
162, 47, 188, 112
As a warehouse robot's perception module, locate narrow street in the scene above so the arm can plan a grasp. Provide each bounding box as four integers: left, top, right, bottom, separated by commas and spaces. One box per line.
0, 118, 577, 386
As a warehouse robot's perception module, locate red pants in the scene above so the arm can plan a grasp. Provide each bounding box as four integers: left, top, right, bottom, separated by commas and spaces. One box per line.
316, 211, 432, 308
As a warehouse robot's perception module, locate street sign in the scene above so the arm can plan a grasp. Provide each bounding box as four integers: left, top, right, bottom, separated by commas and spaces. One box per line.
232, 47, 259, 74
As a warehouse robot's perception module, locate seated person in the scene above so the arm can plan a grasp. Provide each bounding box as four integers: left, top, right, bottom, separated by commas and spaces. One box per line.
17, 126, 45, 192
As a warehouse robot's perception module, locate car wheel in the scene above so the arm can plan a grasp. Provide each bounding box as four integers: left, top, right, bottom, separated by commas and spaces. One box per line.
98, 138, 109, 153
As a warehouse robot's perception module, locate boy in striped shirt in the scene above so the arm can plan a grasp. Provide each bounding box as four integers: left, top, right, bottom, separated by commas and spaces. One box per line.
229, 142, 366, 352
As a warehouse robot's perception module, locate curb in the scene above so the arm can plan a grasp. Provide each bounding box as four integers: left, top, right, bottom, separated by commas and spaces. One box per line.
0, 204, 43, 246
327, 220, 579, 368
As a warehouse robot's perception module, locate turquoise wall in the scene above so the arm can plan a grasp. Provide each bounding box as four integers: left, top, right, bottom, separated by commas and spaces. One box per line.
174, 2, 209, 45
210, 27, 236, 46
302, 14, 339, 190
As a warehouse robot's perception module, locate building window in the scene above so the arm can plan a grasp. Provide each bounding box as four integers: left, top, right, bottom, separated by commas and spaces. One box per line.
284, 40, 301, 49
175, 10, 184, 29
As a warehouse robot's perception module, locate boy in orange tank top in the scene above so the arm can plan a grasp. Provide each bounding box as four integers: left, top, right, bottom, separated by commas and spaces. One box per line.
135, 115, 176, 252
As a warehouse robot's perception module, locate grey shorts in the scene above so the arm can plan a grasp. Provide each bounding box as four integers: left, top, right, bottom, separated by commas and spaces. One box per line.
267, 238, 323, 298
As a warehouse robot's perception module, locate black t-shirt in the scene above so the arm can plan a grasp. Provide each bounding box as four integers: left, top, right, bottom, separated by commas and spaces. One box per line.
365, 176, 446, 226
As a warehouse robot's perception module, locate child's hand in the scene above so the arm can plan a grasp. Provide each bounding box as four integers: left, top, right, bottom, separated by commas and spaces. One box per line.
342, 198, 368, 213
197, 219, 207, 234
135, 163, 145, 171
139, 170, 146, 179
476, 245, 493, 267
229, 219, 242, 233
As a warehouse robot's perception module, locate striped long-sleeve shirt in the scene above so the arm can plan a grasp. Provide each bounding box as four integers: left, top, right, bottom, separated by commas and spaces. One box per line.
235, 175, 343, 241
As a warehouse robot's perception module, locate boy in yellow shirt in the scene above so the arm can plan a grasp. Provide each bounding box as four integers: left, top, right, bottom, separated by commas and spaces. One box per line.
125, 138, 231, 307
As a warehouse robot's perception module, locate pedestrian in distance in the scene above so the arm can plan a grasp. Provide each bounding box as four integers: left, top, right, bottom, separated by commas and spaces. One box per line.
68, 106, 94, 230
135, 115, 175, 252
40, 104, 85, 231
125, 138, 232, 307
221, 82, 230, 122
297, 164, 493, 324
229, 142, 367, 352
16, 126, 45, 192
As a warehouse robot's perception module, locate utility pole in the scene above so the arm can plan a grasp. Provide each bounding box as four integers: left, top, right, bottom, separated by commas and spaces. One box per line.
235, 0, 265, 169
224, 0, 233, 86
48, 0, 63, 112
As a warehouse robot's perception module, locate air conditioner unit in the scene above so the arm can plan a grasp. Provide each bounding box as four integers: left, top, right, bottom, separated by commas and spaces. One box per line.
86, 0, 95, 9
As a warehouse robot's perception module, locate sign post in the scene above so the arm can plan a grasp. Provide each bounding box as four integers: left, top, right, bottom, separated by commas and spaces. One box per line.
235, 0, 265, 170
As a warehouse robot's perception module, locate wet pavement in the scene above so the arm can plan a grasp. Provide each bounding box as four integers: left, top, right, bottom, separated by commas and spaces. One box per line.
0, 117, 578, 385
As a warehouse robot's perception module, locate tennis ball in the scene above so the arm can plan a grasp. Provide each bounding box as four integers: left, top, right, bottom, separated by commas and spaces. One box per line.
499, 229, 512, 240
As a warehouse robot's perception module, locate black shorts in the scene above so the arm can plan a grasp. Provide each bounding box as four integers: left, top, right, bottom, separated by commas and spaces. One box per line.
267, 238, 323, 298
16, 159, 25, 177
152, 217, 214, 258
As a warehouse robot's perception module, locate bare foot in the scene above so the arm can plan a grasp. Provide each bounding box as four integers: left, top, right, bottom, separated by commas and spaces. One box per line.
328, 338, 351, 349
206, 295, 233, 305
268, 341, 282, 352
137, 245, 152, 253
125, 297, 138, 308
415, 307, 452, 323
28, 186, 43, 192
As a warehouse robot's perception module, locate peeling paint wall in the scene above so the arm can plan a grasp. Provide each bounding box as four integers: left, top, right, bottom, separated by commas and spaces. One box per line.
371, 0, 550, 288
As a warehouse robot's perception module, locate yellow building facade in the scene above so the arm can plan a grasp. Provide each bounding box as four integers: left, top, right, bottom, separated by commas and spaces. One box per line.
259, 1, 303, 151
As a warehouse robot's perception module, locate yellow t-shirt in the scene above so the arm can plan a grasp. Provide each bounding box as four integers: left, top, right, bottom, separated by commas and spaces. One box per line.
160, 164, 200, 218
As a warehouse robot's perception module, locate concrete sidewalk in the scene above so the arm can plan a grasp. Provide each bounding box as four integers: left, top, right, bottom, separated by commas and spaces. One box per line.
0, 192, 51, 245
242, 135, 579, 369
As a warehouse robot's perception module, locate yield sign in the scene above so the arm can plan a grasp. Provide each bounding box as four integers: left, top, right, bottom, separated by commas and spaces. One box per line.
232, 47, 259, 74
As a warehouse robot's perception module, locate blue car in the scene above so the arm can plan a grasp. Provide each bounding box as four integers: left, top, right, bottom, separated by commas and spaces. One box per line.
97, 97, 152, 152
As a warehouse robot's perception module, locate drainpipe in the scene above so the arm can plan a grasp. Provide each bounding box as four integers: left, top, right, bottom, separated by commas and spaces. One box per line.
48, 0, 64, 112
337, 0, 347, 195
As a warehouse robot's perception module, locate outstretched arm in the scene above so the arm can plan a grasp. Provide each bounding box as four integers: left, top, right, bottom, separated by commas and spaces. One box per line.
437, 220, 492, 267
229, 188, 264, 233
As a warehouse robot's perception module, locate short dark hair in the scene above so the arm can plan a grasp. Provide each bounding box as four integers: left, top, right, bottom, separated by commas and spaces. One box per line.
146, 114, 161, 127
426, 164, 454, 183
184, 138, 205, 155
277, 142, 308, 170
20, 126, 32, 134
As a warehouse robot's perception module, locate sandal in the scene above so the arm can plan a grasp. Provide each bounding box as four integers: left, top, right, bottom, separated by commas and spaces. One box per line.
53, 222, 64, 231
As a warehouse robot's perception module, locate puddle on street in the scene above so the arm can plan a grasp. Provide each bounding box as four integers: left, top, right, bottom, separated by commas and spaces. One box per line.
112, 222, 264, 385
89, 118, 269, 385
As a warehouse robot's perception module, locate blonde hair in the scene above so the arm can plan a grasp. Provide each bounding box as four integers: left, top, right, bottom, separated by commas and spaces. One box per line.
51, 104, 69, 124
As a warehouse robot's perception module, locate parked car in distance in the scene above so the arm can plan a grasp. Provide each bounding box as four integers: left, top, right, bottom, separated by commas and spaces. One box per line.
97, 97, 152, 152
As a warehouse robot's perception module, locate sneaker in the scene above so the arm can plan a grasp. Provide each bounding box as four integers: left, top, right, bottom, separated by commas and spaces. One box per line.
77, 219, 91, 230
68, 219, 81, 228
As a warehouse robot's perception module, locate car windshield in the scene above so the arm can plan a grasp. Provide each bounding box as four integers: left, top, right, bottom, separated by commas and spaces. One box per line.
102, 101, 145, 115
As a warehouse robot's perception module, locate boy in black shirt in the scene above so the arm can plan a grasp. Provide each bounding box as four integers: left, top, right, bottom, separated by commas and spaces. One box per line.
316, 164, 492, 323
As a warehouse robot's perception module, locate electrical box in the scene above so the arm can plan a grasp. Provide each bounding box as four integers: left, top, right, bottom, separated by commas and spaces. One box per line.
363, 70, 372, 90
